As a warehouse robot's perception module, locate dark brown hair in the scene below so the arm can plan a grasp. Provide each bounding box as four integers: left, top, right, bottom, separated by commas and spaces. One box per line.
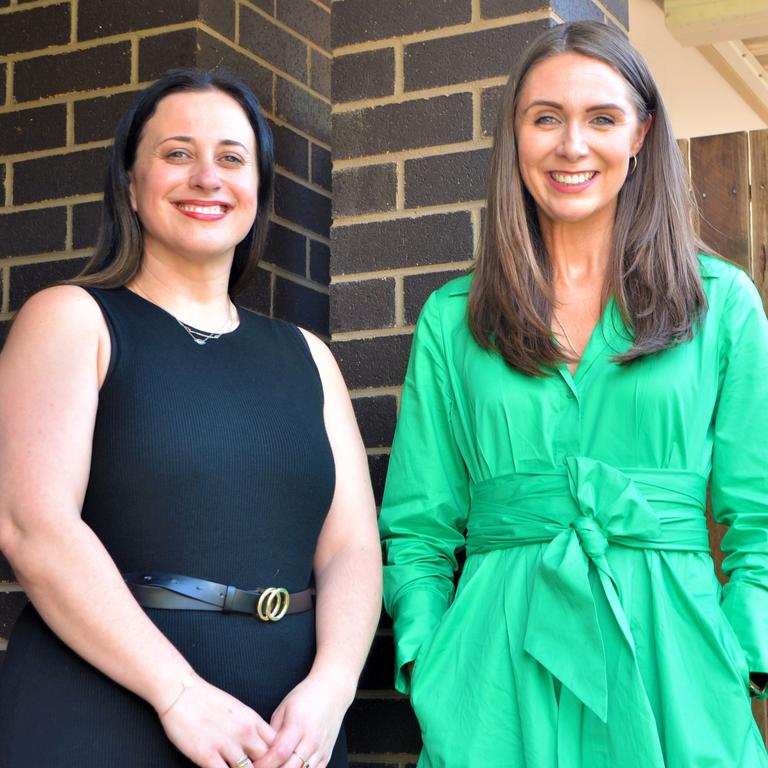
468, 21, 708, 376
74, 68, 274, 295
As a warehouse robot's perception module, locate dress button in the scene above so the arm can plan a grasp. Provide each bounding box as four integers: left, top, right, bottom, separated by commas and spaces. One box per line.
566, 389, 576, 400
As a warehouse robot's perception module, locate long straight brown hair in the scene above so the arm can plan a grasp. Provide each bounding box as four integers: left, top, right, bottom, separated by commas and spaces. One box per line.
73, 68, 274, 296
468, 21, 708, 376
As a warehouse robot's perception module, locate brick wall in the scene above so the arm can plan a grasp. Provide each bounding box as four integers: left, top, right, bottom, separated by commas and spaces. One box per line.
329, 2, 628, 763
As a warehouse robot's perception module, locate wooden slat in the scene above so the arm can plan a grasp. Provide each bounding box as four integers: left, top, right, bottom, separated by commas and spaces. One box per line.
754, 699, 768, 744
690, 132, 750, 270
750, 130, 768, 311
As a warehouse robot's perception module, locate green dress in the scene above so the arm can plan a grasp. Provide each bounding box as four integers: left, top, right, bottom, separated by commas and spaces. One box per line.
379, 255, 768, 768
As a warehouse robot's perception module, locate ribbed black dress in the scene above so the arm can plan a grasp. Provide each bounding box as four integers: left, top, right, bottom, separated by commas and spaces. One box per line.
0, 287, 345, 766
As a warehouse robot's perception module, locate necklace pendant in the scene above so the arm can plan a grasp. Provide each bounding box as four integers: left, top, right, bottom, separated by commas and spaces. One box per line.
194, 337, 207, 346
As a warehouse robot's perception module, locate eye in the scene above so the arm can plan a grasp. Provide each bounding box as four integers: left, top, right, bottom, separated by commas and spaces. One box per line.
534, 114, 559, 126
165, 149, 191, 161
220, 153, 245, 166
591, 115, 616, 127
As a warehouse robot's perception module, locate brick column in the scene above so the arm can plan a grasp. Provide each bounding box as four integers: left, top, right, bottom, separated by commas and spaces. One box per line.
0, 0, 330, 647
330, 2, 628, 764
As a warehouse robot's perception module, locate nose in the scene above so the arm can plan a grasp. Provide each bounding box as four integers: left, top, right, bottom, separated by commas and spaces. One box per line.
189, 157, 222, 190
557, 121, 588, 161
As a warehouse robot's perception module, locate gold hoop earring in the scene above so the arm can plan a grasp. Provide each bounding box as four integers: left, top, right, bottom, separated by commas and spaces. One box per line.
629, 155, 638, 175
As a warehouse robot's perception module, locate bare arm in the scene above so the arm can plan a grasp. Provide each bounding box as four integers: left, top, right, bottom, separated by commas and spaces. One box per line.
0, 286, 274, 767
256, 330, 382, 768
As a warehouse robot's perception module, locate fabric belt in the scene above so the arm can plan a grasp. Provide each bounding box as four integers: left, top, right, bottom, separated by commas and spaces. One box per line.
465, 457, 711, 767
124, 571, 314, 622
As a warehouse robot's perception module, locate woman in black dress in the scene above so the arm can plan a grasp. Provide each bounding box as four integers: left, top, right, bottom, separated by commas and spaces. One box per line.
0, 69, 381, 768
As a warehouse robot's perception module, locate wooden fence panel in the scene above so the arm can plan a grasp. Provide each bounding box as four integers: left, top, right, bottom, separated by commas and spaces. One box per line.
750, 130, 768, 310
690, 132, 751, 270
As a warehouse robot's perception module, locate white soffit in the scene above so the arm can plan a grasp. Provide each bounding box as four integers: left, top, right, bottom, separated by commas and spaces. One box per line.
664, 0, 768, 122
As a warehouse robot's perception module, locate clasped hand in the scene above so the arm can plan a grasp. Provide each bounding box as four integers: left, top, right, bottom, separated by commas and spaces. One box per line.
159, 673, 348, 768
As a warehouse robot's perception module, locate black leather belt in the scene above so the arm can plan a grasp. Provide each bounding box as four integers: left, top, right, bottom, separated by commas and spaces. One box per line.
124, 571, 314, 622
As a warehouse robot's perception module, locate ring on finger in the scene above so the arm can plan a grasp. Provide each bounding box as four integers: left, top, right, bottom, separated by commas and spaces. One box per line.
233, 755, 252, 768
293, 750, 310, 768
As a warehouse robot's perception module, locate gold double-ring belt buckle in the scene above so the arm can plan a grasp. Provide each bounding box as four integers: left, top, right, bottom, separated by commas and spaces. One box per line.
256, 587, 291, 621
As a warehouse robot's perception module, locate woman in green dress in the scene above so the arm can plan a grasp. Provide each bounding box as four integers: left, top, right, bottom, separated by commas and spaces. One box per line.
379, 20, 768, 768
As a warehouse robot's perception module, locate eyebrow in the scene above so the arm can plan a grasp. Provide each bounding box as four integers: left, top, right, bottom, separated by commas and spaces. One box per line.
158, 135, 251, 152
522, 100, 627, 115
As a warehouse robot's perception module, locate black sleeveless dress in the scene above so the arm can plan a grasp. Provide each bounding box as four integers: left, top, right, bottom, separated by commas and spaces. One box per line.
0, 287, 346, 766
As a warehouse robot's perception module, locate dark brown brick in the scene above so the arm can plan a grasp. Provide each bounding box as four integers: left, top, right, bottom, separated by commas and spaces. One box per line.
311, 144, 331, 190
274, 173, 331, 237
0, 592, 27, 640
0, 208, 67, 258
333, 164, 396, 217
264, 221, 306, 276
481, 84, 505, 137
78, 0, 235, 39
332, 211, 473, 274
276, 78, 330, 144
404, 269, 467, 324
552, 0, 604, 22
9, 257, 89, 311
139, 29, 273, 113
404, 20, 552, 90
249, 0, 274, 12
309, 239, 330, 284
14, 147, 111, 205
333, 93, 473, 160
276, 0, 330, 50
350, 763, 399, 768
405, 148, 490, 207
270, 121, 309, 179
236, 265, 271, 315
79, 0, 193, 38
240, 4, 307, 82
14, 42, 131, 103
330, 278, 395, 332
481, 0, 547, 16
601, 0, 629, 26
0, 63, 6, 106
273, 276, 328, 334
73, 201, 103, 251
310, 49, 331, 98
332, 48, 394, 104
352, 395, 397, 448
332, 0, 470, 47
0, 3, 70, 56
367, 453, 389, 506
332, 334, 412, 389
358, 633, 396, 690
344, 698, 422, 754
0, 105, 66, 156
0, 323, 8, 354
74, 90, 140, 145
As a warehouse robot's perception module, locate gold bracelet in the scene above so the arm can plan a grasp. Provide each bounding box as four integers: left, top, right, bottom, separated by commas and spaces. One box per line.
160, 673, 195, 717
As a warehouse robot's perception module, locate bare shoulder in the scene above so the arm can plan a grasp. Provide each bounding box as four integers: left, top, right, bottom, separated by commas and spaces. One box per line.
8, 285, 104, 341
2, 285, 108, 381
297, 327, 341, 378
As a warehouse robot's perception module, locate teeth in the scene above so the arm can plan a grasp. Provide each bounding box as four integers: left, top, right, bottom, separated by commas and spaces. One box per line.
176, 203, 227, 214
551, 172, 595, 185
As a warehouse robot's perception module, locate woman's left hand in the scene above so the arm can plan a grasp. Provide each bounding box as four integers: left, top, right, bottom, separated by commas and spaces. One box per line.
252, 671, 352, 768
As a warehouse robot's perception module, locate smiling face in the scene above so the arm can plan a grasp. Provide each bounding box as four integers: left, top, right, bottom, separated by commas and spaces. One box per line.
128, 89, 259, 266
515, 52, 650, 233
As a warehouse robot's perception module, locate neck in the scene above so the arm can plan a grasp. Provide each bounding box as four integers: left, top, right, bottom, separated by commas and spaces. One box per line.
539, 215, 613, 292
129, 252, 235, 331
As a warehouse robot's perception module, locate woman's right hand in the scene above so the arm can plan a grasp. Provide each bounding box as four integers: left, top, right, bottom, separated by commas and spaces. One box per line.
159, 676, 276, 768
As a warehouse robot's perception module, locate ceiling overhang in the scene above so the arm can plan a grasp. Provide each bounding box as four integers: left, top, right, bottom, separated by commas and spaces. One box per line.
664, 0, 768, 123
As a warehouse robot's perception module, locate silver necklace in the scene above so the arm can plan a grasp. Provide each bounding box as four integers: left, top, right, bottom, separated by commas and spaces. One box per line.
132, 282, 237, 346
553, 314, 580, 359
